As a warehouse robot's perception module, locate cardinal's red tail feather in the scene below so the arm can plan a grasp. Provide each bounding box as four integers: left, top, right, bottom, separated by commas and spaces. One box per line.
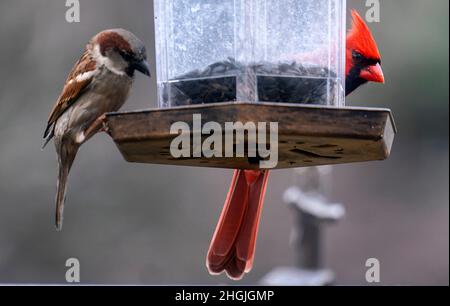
207, 169, 269, 280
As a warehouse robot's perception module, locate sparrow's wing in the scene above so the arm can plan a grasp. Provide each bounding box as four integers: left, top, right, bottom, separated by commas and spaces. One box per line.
44, 50, 98, 140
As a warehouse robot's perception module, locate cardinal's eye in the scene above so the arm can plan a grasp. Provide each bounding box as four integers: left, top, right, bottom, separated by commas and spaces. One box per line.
353, 51, 364, 62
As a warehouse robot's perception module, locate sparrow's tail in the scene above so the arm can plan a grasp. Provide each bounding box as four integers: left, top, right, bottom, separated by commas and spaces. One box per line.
207, 169, 270, 280
42, 123, 55, 150
55, 142, 77, 231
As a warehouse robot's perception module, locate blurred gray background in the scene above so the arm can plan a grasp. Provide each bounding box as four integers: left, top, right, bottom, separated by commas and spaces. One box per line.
0, 0, 448, 285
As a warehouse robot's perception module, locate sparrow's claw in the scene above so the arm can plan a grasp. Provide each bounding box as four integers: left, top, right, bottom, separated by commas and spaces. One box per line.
101, 116, 111, 134
84, 114, 108, 140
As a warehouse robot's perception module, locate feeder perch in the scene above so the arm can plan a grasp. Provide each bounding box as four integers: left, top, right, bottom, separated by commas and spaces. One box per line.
283, 187, 345, 223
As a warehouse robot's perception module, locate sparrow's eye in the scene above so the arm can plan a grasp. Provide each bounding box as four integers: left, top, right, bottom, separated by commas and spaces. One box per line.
119, 50, 134, 62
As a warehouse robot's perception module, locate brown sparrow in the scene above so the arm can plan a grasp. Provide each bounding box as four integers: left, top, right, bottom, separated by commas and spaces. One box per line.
43, 29, 151, 230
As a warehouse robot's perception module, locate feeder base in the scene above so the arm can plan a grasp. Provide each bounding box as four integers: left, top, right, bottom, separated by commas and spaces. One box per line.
105, 102, 396, 170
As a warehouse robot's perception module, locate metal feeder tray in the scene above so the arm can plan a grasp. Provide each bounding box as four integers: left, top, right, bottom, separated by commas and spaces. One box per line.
105, 102, 396, 170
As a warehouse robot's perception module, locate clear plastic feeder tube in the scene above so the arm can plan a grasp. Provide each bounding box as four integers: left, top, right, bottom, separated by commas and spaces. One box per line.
154, 0, 346, 108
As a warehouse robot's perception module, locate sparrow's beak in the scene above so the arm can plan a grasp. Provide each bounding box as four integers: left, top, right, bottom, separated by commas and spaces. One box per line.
360, 63, 385, 84
134, 59, 151, 77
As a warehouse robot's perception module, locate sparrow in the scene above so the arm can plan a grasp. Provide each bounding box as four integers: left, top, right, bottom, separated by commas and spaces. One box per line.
43, 29, 151, 230
206, 10, 385, 280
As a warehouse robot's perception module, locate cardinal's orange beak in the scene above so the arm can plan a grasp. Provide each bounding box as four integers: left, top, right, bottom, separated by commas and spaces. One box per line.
360, 63, 385, 84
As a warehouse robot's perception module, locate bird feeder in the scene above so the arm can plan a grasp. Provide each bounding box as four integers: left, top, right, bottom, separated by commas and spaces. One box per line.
105, 0, 396, 169
155, 0, 346, 107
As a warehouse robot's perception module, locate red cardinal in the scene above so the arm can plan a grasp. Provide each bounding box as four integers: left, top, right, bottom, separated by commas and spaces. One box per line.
206, 10, 385, 280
